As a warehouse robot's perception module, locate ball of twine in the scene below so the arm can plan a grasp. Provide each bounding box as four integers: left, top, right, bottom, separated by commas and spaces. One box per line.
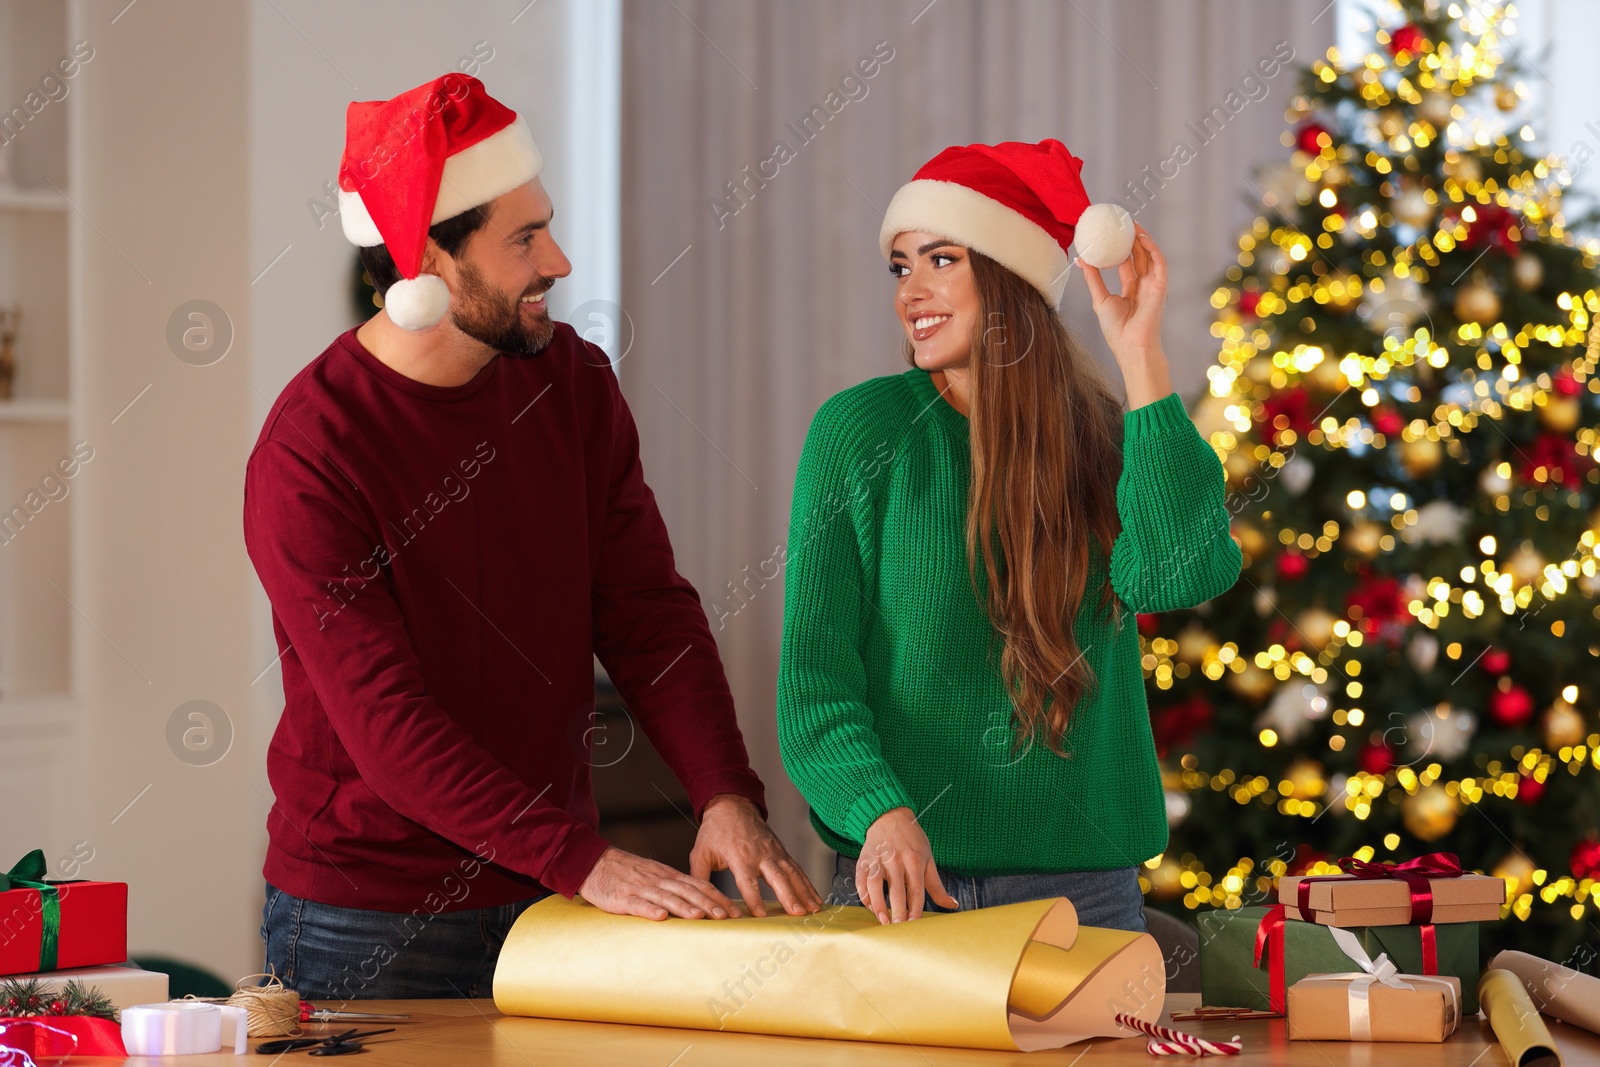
224, 970, 301, 1038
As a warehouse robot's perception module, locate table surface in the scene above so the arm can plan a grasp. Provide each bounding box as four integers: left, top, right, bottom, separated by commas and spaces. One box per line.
141, 993, 1600, 1065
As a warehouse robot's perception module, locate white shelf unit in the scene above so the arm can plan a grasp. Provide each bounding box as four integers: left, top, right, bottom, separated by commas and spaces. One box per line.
0, 0, 77, 730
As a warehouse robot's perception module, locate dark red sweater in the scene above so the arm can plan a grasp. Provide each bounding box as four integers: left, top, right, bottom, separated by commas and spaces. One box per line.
244, 323, 767, 911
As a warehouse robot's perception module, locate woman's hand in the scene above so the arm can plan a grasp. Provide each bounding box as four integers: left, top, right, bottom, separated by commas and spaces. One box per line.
857, 807, 960, 923
1079, 222, 1173, 408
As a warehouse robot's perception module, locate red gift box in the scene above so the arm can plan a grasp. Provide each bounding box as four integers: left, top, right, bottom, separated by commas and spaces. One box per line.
0, 1016, 127, 1058
0, 851, 127, 977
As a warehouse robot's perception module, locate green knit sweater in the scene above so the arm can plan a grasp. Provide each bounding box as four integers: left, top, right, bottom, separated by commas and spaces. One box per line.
776, 368, 1242, 875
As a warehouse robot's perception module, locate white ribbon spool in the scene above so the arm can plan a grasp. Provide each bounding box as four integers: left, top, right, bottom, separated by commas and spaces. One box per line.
121, 1001, 248, 1055
1319, 926, 1458, 1041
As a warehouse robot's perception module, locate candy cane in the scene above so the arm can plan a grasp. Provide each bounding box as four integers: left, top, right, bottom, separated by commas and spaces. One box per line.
1114, 1012, 1243, 1056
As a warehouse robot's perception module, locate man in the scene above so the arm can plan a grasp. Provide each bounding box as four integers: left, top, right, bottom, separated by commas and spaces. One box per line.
245, 73, 821, 1000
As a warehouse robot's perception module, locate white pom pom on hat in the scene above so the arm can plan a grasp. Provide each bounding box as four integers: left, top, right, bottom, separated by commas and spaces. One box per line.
337, 73, 544, 330
381, 275, 453, 331
878, 138, 1134, 306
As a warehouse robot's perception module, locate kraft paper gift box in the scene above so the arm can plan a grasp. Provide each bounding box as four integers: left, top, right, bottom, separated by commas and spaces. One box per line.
1287, 970, 1461, 1042
0, 851, 128, 978
1197, 904, 1481, 1015
1280, 865, 1504, 926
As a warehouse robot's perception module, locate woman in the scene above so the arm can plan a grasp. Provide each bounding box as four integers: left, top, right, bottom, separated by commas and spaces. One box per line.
776, 139, 1241, 930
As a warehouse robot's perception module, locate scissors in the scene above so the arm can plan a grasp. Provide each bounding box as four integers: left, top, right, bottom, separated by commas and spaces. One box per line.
256, 1027, 396, 1055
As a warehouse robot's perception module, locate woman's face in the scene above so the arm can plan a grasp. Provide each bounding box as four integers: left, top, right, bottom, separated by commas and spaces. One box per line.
889, 231, 978, 372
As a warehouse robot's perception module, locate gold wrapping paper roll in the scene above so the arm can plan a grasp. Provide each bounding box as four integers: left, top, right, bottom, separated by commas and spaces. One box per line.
1489, 950, 1600, 1036
493, 894, 1166, 1051
1479, 967, 1563, 1067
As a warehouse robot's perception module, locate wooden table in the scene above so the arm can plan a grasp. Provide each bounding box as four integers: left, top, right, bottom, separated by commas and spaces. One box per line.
149, 994, 1600, 1065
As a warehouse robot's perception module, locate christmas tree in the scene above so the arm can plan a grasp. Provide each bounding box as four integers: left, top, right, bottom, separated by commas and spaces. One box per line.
1144, 0, 1600, 967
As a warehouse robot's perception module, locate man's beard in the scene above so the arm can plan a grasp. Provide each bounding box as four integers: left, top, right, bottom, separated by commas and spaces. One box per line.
450, 258, 555, 354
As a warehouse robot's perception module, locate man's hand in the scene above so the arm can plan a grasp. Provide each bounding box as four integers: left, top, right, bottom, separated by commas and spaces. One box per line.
690, 793, 824, 918
577, 845, 743, 921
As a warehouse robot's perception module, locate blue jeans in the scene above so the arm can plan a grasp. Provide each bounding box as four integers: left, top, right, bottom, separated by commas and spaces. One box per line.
826, 853, 1147, 932
260, 881, 551, 999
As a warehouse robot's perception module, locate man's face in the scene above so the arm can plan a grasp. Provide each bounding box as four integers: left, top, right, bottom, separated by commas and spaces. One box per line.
446, 178, 572, 354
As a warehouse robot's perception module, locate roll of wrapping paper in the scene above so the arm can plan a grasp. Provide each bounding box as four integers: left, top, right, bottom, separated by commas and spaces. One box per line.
1488, 950, 1600, 1036
1479, 968, 1563, 1067
493, 894, 1167, 1051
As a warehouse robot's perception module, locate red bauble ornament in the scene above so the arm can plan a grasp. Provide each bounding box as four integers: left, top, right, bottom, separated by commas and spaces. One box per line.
1359, 740, 1394, 775
47, 999, 66, 1015
1297, 122, 1332, 155
1151, 695, 1214, 758
1516, 776, 1544, 805
1480, 647, 1511, 675
1136, 612, 1160, 636
1553, 368, 1583, 397
1239, 289, 1262, 317
1490, 683, 1535, 727
1371, 406, 1404, 436
1518, 432, 1592, 486
1388, 24, 1427, 57
1458, 203, 1523, 256
1276, 550, 1309, 583
1260, 385, 1314, 435
1345, 575, 1407, 632
1570, 838, 1600, 881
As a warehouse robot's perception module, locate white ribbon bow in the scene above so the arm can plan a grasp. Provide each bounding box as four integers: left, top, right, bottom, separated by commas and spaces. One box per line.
1311, 926, 1456, 1040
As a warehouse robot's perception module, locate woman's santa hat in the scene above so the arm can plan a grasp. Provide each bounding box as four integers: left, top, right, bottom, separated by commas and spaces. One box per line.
338, 74, 543, 330
878, 138, 1134, 307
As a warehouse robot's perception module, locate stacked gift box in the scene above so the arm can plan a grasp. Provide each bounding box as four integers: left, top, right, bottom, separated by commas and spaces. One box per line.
1198, 851, 1505, 1042
0, 849, 139, 1058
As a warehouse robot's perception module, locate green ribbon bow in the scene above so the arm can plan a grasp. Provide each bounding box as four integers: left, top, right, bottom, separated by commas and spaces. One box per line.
1, 849, 61, 971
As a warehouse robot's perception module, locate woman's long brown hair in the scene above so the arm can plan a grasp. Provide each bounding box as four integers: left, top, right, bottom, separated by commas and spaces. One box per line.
909, 250, 1126, 758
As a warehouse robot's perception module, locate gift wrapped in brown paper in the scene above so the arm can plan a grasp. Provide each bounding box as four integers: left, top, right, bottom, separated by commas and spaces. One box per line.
1286, 925, 1460, 1042
1279, 852, 1503, 926
493, 893, 1166, 1051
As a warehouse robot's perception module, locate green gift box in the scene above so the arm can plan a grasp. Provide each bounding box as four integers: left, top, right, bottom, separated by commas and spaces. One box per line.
1197, 905, 1481, 1015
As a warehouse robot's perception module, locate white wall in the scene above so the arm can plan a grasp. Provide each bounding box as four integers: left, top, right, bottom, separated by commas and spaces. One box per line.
57, 0, 599, 987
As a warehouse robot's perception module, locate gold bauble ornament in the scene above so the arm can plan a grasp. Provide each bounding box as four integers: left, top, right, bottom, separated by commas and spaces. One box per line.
1507, 541, 1546, 585
1495, 83, 1520, 112
1403, 783, 1459, 842
1539, 393, 1580, 433
1224, 450, 1257, 486
1310, 353, 1348, 392
1324, 269, 1360, 314
1296, 607, 1338, 651
1512, 254, 1544, 291
1244, 355, 1276, 384
1493, 850, 1536, 897
1399, 437, 1443, 477
1146, 854, 1185, 900
1378, 109, 1405, 139
1229, 661, 1276, 703
1454, 276, 1501, 326
1543, 699, 1587, 749
1394, 186, 1435, 228
1283, 757, 1327, 799
1349, 520, 1386, 558
1233, 520, 1268, 559
1322, 162, 1351, 188
1444, 152, 1483, 185
1419, 90, 1456, 126
1176, 624, 1217, 666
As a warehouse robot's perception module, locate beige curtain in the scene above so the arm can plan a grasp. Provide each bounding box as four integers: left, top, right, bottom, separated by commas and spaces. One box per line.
617, 0, 1334, 885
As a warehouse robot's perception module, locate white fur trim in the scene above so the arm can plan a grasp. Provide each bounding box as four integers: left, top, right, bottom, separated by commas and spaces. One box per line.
383, 273, 451, 330
340, 116, 544, 247
879, 179, 1072, 305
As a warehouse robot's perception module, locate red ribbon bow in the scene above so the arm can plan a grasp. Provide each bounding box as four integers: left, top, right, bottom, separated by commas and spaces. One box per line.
1292, 852, 1459, 974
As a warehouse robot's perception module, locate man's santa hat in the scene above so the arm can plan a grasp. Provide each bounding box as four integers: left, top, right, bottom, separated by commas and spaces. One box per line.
339, 74, 542, 330
878, 138, 1134, 307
